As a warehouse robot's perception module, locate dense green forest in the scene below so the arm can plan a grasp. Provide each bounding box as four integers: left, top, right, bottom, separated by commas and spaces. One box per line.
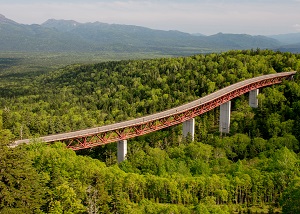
1, 50, 300, 213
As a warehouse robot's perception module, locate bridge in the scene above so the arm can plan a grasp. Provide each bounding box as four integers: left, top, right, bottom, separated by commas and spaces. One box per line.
12, 71, 297, 162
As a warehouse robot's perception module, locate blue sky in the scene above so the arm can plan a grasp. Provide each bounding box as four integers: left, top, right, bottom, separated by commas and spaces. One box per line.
1, 0, 300, 35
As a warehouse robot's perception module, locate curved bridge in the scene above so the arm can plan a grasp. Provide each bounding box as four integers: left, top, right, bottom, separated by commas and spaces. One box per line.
12, 71, 297, 150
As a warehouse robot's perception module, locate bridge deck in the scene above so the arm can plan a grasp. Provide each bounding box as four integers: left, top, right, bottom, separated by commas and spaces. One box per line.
11, 71, 297, 148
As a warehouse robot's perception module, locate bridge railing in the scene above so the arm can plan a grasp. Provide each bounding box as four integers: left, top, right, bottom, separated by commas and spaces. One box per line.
11, 71, 297, 150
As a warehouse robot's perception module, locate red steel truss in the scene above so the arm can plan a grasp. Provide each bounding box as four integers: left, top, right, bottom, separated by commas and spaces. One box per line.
11, 71, 296, 150
65, 74, 291, 150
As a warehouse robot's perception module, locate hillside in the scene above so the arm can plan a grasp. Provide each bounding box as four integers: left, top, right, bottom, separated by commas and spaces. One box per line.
1, 50, 300, 213
0, 14, 282, 54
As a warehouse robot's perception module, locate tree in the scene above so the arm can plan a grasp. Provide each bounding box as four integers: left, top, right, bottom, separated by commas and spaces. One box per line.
249, 137, 267, 158
281, 177, 300, 214
48, 182, 85, 214
270, 147, 297, 172
266, 113, 282, 137
0, 142, 46, 213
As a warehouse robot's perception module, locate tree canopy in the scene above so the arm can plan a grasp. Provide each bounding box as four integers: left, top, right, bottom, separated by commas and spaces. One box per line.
0, 50, 300, 213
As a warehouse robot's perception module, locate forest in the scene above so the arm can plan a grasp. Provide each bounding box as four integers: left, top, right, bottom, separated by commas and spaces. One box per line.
1, 49, 300, 213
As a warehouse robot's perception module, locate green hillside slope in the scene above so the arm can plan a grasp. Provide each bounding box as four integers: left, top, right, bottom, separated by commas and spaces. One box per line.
0, 50, 300, 213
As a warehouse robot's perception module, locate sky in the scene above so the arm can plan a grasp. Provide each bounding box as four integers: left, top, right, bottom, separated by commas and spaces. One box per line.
1, 0, 300, 36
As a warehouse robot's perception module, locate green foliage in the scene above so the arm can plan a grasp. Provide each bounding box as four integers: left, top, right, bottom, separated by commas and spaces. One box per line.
0, 50, 300, 212
1, 50, 299, 141
281, 177, 300, 214
0, 143, 47, 213
269, 147, 298, 172
48, 182, 85, 214
0, 129, 14, 145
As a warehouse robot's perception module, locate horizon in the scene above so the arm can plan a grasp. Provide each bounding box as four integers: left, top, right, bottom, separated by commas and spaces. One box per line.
1, 0, 300, 36
1, 13, 300, 37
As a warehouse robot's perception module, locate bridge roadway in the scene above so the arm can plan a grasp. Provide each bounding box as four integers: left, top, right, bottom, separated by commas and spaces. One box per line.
12, 71, 297, 150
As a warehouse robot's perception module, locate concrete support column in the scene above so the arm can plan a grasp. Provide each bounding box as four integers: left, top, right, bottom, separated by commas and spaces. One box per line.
219, 101, 231, 134
249, 89, 259, 108
183, 118, 195, 141
117, 140, 127, 163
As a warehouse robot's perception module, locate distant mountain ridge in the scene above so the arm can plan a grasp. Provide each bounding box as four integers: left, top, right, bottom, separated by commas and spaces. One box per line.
0, 14, 18, 25
269, 32, 300, 45
0, 14, 299, 54
42, 19, 80, 32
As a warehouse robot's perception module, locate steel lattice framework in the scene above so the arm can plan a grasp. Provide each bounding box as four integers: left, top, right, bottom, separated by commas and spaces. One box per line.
12, 71, 297, 150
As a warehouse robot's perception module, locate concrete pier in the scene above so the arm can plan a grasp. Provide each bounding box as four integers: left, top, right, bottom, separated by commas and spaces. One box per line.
219, 101, 231, 133
117, 140, 127, 163
183, 118, 195, 141
249, 89, 259, 108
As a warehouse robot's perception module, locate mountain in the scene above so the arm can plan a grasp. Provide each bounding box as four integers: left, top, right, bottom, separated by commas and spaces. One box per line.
207, 33, 280, 49
267, 33, 300, 53
268, 32, 300, 45
0, 15, 92, 52
42, 19, 80, 32
0, 14, 283, 54
276, 43, 300, 53
0, 14, 18, 25
41, 19, 216, 53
